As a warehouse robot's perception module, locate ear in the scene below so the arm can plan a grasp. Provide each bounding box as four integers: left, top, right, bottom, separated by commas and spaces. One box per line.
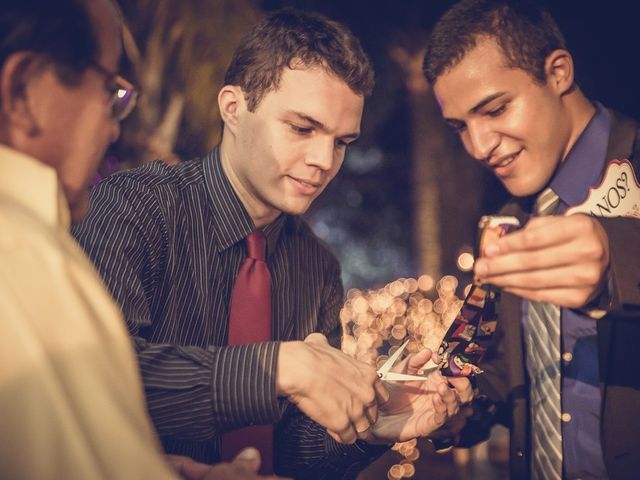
0, 51, 42, 135
544, 49, 574, 96
218, 85, 246, 135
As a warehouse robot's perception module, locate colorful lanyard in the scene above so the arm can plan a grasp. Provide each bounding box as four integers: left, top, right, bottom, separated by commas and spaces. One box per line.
438, 216, 520, 377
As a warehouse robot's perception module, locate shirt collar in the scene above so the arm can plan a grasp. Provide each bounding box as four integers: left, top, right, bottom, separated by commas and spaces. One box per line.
550, 102, 611, 208
203, 146, 285, 256
0, 144, 70, 230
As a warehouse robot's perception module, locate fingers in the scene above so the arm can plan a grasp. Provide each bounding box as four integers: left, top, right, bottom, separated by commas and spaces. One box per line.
477, 244, 584, 279
480, 262, 604, 289
406, 349, 432, 373
430, 405, 473, 439
374, 378, 390, 405
365, 398, 378, 425
476, 242, 607, 285
286, 337, 389, 443
362, 379, 385, 426
343, 365, 384, 435
474, 214, 609, 305
438, 382, 460, 417
482, 215, 572, 256
232, 447, 261, 474
446, 377, 474, 404
332, 418, 358, 444
354, 415, 371, 436
431, 389, 449, 428
327, 427, 354, 445
334, 384, 380, 443
480, 214, 606, 260
166, 454, 213, 478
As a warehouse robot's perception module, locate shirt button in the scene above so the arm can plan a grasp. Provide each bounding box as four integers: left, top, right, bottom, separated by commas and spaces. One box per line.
516, 450, 524, 457
562, 352, 573, 363
561, 413, 572, 422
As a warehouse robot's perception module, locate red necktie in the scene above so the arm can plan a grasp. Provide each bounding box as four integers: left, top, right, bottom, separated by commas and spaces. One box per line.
221, 230, 273, 473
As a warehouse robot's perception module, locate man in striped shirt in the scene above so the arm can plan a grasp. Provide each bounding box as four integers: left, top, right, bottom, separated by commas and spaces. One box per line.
74, 9, 472, 478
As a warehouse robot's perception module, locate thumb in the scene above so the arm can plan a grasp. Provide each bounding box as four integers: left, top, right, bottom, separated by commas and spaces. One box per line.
304, 332, 329, 346
232, 447, 261, 473
407, 348, 432, 372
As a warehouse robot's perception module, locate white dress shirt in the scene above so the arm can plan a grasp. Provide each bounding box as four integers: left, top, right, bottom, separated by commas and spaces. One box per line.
0, 145, 177, 479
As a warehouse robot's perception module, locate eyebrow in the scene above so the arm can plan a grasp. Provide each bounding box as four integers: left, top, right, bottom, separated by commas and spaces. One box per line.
468, 92, 507, 114
287, 110, 360, 141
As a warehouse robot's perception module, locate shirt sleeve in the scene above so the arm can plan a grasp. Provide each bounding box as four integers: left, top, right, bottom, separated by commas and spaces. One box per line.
72, 178, 282, 440
595, 216, 640, 314
0, 214, 177, 479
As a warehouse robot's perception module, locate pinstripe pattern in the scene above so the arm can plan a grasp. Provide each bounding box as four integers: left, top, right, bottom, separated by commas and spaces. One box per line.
526, 188, 562, 480
73, 147, 386, 476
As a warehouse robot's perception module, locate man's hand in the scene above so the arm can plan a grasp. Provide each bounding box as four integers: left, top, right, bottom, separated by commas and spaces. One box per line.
276, 333, 389, 445
474, 214, 610, 308
167, 447, 286, 479
360, 349, 473, 444
428, 404, 474, 446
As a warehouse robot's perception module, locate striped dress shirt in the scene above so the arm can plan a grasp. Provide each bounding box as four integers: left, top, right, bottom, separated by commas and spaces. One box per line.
72, 147, 387, 478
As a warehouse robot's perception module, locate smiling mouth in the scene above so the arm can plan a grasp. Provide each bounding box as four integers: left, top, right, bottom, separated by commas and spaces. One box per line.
289, 175, 322, 194
490, 150, 522, 172
293, 177, 320, 188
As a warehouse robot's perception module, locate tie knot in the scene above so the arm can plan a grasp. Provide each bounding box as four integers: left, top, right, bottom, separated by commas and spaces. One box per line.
246, 230, 267, 261
534, 187, 560, 216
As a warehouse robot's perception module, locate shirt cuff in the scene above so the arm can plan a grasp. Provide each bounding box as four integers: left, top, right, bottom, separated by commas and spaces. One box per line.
577, 272, 613, 319
209, 341, 282, 430
325, 438, 390, 475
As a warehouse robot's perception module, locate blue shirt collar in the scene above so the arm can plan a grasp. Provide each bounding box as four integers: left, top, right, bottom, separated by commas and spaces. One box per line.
550, 102, 611, 208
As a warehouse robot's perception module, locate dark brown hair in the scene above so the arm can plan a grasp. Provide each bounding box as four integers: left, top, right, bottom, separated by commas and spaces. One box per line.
224, 8, 374, 111
0, 0, 98, 85
423, 0, 567, 85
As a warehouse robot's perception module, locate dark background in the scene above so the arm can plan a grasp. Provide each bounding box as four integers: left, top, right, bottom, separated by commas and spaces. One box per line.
118, 0, 640, 291
274, 0, 640, 289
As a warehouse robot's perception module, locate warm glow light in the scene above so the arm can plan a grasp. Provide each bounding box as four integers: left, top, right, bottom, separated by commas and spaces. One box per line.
388, 464, 404, 480
457, 252, 475, 272
439, 275, 458, 292
417, 274, 434, 291
352, 296, 368, 314
388, 280, 405, 297
339, 273, 467, 478
403, 278, 418, 293
346, 288, 361, 299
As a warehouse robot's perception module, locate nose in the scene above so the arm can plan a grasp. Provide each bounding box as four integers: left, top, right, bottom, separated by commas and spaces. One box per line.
465, 121, 499, 161
305, 138, 335, 171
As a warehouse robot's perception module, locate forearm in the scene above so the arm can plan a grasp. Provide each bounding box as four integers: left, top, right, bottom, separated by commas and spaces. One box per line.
135, 338, 283, 439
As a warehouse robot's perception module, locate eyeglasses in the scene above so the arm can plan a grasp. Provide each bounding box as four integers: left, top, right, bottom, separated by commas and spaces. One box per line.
88, 61, 139, 121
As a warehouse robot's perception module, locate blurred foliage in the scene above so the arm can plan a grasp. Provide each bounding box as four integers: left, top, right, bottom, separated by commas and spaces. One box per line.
117, 0, 261, 166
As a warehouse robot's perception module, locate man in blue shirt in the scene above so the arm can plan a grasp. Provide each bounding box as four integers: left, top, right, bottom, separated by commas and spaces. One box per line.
423, 1, 640, 479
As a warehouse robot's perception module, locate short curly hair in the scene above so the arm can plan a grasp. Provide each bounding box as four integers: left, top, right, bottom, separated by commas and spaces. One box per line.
224, 8, 374, 112
423, 0, 566, 85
